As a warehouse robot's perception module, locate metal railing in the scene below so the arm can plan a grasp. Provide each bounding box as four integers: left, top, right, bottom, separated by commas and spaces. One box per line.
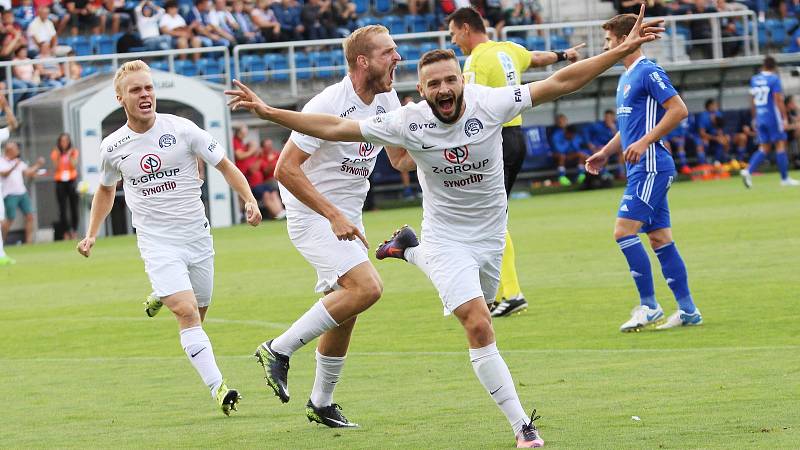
502, 10, 759, 66
0, 46, 229, 111
232, 29, 497, 98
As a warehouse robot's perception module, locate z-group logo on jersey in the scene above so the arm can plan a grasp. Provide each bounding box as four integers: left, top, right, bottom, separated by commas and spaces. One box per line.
443, 146, 469, 164
140, 154, 162, 173
464, 118, 483, 137
358, 142, 376, 157
159, 134, 177, 148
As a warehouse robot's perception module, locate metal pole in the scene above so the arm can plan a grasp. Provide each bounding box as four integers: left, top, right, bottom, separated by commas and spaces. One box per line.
711, 16, 723, 60
288, 46, 297, 97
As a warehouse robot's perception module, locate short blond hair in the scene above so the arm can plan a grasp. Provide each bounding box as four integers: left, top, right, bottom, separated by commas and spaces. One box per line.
114, 60, 151, 95
342, 25, 389, 71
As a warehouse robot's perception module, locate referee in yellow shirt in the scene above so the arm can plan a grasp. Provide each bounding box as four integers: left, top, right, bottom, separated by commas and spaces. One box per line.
447, 7, 584, 317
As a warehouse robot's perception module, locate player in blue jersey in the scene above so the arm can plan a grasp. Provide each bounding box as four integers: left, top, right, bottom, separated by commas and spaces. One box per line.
740, 56, 799, 187
585, 13, 703, 332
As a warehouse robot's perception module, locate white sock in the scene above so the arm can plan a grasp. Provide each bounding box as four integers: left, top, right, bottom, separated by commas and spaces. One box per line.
404, 245, 432, 278
470, 342, 529, 435
271, 300, 338, 357
310, 350, 346, 407
180, 326, 223, 398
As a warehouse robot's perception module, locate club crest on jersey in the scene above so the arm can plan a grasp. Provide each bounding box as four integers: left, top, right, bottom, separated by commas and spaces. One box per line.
376, 105, 386, 115
159, 134, 177, 148
140, 154, 162, 174
623, 84, 631, 98
443, 146, 469, 164
464, 118, 483, 137
358, 142, 376, 157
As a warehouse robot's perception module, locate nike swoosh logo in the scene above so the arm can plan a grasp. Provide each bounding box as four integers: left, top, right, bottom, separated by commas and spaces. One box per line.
422, 144, 435, 149
646, 313, 660, 321
121, 154, 131, 160
489, 385, 503, 395
299, 338, 306, 345
190, 347, 206, 358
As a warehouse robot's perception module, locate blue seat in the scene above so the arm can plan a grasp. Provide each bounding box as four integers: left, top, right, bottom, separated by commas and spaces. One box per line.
766, 18, 786, 46
405, 15, 427, 33
264, 53, 288, 81
526, 36, 546, 51
446, 43, 462, 57
355, 15, 379, 28
424, 13, 439, 32
374, 0, 391, 14
354, 0, 368, 14
397, 44, 420, 72
385, 15, 406, 35
91, 35, 116, 55
198, 57, 224, 83
65, 36, 92, 56
294, 52, 312, 80
507, 36, 525, 47
329, 49, 346, 76
149, 60, 169, 72
174, 59, 197, 77
241, 54, 266, 82
81, 65, 98, 77
551, 35, 569, 50
419, 42, 438, 54
311, 51, 335, 78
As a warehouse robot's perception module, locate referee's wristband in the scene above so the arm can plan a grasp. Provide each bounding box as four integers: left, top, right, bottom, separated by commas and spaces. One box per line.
554, 51, 567, 62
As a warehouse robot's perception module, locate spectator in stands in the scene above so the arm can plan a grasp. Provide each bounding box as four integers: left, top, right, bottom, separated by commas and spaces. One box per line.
160, 0, 203, 59
65, 0, 100, 35
209, 0, 242, 43
26, 6, 58, 54
65, 56, 82, 82
395, 0, 428, 15
665, 116, 693, 174
35, 42, 65, 88
301, 0, 336, 40
249, 0, 281, 42
228, 0, 262, 44
271, 0, 304, 41
504, 0, 543, 27
50, 133, 79, 240
11, 46, 40, 101
15, 0, 36, 31
1, 10, 27, 61
136, 0, 171, 51
232, 125, 285, 220
187, 0, 234, 48
788, 21, 800, 52
696, 98, 734, 164
257, 138, 286, 219
586, 109, 624, 178
550, 113, 590, 186
98, 0, 131, 35
689, 0, 719, 59
0, 141, 45, 244
332, 0, 357, 37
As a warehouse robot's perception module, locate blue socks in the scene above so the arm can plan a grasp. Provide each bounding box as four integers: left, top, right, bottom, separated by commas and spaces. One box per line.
617, 235, 657, 309
748, 149, 766, 173
677, 150, 688, 168
654, 242, 696, 314
696, 150, 707, 165
777, 151, 789, 180
736, 146, 746, 162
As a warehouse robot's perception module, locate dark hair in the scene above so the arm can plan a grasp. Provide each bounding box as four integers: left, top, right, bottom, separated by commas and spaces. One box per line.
446, 7, 486, 34
602, 14, 637, 39
604, 109, 614, 116
418, 49, 458, 72
57, 133, 72, 152
164, 0, 178, 9
565, 124, 578, 135
763, 55, 777, 70
705, 98, 716, 109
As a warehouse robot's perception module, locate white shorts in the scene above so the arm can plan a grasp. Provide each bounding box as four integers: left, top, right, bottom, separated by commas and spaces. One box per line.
288, 217, 369, 293
137, 235, 215, 307
423, 238, 504, 314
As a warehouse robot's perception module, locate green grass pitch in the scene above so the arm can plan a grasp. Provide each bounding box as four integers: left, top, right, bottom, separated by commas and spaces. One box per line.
1, 175, 799, 448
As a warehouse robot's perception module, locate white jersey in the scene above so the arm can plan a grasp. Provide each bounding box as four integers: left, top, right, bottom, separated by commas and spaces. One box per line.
0, 157, 28, 196
99, 113, 224, 243
283, 76, 401, 222
360, 83, 532, 243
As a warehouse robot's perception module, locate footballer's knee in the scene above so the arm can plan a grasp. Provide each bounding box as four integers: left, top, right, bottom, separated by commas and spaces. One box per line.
358, 276, 383, 306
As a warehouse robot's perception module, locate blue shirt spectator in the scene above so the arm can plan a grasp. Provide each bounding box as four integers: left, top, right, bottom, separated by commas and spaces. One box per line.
272, 0, 303, 40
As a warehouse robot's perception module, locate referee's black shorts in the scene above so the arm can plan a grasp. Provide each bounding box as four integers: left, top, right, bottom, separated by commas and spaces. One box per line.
501, 126, 526, 198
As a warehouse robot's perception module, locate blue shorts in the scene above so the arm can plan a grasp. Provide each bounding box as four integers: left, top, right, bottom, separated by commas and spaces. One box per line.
755, 121, 787, 144
617, 170, 674, 233
3, 193, 34, 221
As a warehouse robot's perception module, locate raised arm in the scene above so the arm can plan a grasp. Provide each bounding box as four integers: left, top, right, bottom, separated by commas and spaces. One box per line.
226, 80, 365, 142
528, 5, 663, 107
529, 43, 585, 68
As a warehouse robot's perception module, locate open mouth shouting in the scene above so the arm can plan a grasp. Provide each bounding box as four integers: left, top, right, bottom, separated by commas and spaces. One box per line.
437, 93, 455, 116
138, 100, 153, 114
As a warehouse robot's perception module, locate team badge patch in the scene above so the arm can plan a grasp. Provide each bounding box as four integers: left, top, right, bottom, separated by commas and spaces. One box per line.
159, 134, 177, 148
464, 118, 483, 137
140, 154, 162, 174
443, 146, 469, 164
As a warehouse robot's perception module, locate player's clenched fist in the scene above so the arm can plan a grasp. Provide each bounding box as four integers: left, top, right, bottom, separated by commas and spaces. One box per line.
77, 236, 95, 257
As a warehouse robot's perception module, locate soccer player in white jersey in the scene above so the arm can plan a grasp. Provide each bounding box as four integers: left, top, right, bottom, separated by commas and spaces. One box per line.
227, 6, 662, 447
251, 25, 401, 428
0, 125, 14, 266
77, 60, 262, 416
